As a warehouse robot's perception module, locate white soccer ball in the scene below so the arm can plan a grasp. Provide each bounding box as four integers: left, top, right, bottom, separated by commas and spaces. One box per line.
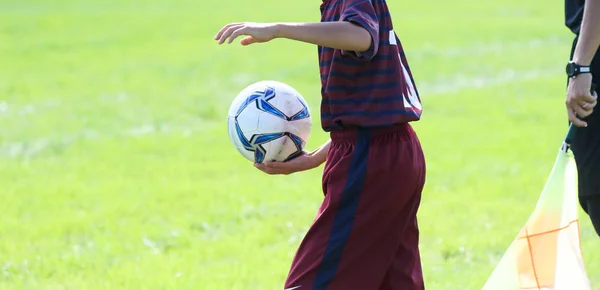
227, 80, 312, 164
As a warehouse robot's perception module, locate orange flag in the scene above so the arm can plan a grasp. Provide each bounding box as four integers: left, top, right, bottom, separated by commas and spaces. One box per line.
482, 145, 591, 290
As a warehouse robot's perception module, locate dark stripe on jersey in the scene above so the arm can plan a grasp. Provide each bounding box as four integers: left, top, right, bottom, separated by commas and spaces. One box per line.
323, 11, 391, 22
326, 82, 398, 92
319, 54, 395, 67
321, 68, 395, 80
323, 1, 340, 12
345, 2, 379, 20
321, 109, 420, 118
323, 94, 404, 104
323, 14, 341, 22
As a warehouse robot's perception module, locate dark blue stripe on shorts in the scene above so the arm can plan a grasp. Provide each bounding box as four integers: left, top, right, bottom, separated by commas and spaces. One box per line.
313, 129, 370, 289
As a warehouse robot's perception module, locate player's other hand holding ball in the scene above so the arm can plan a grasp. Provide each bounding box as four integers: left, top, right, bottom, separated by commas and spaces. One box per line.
254, 151, 318, 176
255, 140, 331, 175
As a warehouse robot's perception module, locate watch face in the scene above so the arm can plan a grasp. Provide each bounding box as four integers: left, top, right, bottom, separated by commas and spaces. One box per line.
566, 63, 576, 76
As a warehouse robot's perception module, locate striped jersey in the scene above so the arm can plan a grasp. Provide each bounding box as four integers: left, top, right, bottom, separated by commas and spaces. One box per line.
319, 0, 422, 131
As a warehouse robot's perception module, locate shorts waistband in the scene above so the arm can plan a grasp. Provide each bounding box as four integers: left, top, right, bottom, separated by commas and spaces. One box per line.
329, 123, 412, 141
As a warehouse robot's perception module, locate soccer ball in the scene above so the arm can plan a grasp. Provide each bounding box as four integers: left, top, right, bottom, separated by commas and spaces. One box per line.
227, 80, 312, 164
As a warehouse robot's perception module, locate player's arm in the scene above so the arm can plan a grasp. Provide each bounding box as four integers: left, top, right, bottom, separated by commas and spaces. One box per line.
566, 0, 600, 127
276, 22, 371, 52
306, 139, 331, 167
215, 21, 372, 52
215, 0, 379, 55
254, 140, 331, 175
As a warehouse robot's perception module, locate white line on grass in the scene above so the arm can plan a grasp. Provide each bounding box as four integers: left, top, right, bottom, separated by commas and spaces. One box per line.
0, 65, 562, 159
0, 36, 566, 119
418, 66, 561, 95
0, 123, 212, 159
408, 35, 566, 60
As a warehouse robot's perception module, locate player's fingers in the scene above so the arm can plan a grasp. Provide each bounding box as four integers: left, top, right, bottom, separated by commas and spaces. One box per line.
265, 162, 296, 175
254, 163, 283, 175
263, 161, 283, 167
217, 26, 235, 44
263, 162, 288, 172
215, 23, 244, 39
255, 165, 275, 175
253, 163, 270, 173
227, 27, 247, 44
214, 23, 236, 40
218, 24, 243, 44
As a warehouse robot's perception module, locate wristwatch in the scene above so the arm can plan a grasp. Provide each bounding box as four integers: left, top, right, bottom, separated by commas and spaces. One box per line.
566, 61, 591, 78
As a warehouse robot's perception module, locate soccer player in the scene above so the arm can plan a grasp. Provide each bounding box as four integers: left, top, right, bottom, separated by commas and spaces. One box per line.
215, 0, 427, 289
564, 0, 600, 236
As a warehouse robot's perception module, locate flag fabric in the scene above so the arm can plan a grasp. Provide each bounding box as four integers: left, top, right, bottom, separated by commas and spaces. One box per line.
482, 125, 591, 289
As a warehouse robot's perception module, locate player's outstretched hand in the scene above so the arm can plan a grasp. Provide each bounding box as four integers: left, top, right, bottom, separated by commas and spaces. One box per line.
254, 152, 318, 175
214, 22, 279, 46
566, 73, 598, 127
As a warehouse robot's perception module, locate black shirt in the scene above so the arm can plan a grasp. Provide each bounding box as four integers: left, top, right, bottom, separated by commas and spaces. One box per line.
566, 0, 585, 34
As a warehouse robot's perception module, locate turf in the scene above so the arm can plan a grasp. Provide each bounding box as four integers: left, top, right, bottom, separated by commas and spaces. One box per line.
0, 0, 598, 289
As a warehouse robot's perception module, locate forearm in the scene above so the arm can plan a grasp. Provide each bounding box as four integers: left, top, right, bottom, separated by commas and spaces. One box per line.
275, 22, 372, 52
573, 0, 600, 65
308, 139, 331, 168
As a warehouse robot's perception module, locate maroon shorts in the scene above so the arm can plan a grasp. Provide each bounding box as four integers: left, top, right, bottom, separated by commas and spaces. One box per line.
284, 123, 426, 290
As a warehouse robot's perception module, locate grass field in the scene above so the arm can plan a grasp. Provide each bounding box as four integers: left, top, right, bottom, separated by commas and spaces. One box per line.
1, 0, 599, 289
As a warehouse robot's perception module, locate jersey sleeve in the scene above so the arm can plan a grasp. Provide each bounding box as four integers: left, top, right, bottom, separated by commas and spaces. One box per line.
340, 0, 380, 61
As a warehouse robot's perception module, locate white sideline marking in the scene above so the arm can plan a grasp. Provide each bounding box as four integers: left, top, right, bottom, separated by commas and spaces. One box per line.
0, 123, 209, 159
409, 36, 565, 60
418, 66, 560, 95
0, 66, 559, 159
0, 36, 568, 159
0, 36, 565, 118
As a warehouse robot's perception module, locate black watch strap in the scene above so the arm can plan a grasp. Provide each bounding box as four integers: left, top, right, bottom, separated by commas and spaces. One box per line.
566, 61, 592, 78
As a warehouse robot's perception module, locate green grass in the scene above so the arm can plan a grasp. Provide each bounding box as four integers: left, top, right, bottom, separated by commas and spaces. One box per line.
1, 0, 599, 289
